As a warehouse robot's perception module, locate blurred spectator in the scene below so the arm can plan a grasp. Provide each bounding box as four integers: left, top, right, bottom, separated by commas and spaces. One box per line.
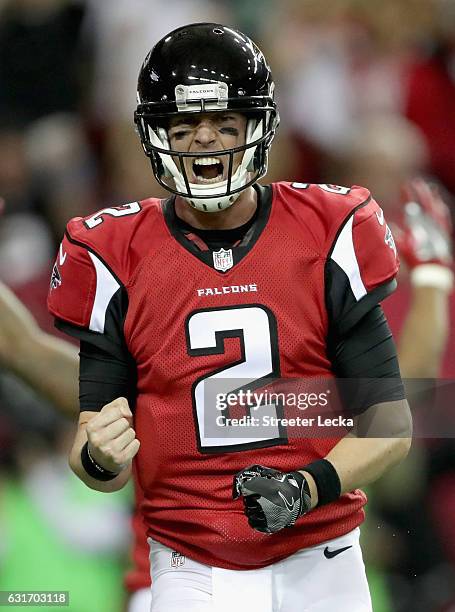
0, 0, 96, 245
341, 113, 455, 377
0, 0, 89, 124
341, 114, 427, 209
404, 0, 455, 196
0, 0, 96, 332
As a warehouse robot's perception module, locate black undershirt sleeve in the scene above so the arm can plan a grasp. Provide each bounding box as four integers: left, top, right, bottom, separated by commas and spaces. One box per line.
325, 241, 405, 415
79, 340, 135, 411
328, 305, 406, 416
55, 285, 136, 412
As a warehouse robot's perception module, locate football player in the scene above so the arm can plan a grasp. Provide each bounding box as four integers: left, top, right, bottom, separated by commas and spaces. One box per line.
47, 24, 412, 612
1, 175, 450, 610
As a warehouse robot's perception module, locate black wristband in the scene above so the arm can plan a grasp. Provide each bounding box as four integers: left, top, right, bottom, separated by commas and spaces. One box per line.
302, 459, 341, 506
80, 441, 120, 482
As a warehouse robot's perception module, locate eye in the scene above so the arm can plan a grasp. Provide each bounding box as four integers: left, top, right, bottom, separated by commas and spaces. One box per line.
171, 130, 190, 140
220, 127, 239, 136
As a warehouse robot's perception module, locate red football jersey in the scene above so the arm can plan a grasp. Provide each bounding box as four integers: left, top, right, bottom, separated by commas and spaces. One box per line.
48, 182, 399, 570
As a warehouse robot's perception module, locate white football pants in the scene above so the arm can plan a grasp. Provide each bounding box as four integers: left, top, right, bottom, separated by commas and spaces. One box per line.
147, 527, 372, 612
128, 587, 152, 612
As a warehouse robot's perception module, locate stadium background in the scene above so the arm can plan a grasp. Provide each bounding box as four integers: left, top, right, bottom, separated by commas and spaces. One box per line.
0, 0, 454, 610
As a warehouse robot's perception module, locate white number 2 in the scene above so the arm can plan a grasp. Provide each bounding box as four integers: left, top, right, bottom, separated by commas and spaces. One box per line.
186, 305, 286, 453
292, 183, 351, 195
84, 202, 141, 229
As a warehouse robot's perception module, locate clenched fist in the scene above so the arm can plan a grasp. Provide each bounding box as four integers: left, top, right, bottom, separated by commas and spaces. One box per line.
233, 465, 311, 534
85, 397, 140, 473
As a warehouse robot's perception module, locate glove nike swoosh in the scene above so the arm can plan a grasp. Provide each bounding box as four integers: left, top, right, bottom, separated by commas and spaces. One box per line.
278, 491, 296, 512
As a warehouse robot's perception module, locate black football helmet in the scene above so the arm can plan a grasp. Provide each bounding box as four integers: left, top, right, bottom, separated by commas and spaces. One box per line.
134, 23, 279, 212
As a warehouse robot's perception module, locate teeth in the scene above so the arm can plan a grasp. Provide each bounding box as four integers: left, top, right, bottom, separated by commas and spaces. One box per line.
193, 157, 222, 166
194, 174, 224, 184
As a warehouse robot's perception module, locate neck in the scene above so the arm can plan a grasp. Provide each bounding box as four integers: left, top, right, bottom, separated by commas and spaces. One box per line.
174, 186, 257, 230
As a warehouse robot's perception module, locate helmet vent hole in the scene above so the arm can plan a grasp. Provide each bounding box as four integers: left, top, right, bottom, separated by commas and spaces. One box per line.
213, 28, 224, 35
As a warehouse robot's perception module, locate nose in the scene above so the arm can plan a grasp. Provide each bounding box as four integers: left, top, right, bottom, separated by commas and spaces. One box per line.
194, 121, 217, 147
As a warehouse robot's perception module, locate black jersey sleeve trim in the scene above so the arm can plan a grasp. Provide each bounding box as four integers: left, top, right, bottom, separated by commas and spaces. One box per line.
326, 195, 372, 260
325, 256, 397, 337
325, 195, 398, 337
54, 284, 131, 361
55, 318, 127, 362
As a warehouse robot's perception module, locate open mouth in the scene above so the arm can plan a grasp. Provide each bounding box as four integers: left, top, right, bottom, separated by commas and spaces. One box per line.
192, 157, 224, 184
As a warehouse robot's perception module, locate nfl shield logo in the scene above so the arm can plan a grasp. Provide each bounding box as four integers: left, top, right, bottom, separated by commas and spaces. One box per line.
213, 248, 233, 272
170, 551, 185, 568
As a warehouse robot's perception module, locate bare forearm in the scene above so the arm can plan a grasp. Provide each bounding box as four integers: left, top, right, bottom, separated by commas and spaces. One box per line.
302, 400, 412, 503
324, 434, 411, 494
0, 281, 80, 417
300, 436, 411, 508
11, 330, 79, 417
399, 286, 450, 378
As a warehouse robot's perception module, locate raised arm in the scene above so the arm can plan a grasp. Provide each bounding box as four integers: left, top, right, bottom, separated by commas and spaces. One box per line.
393, 178, 453, 378
0, 281, 79, 416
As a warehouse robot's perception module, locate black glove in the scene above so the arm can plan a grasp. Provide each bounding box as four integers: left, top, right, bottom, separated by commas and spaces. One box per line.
233, 464, 311, 534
